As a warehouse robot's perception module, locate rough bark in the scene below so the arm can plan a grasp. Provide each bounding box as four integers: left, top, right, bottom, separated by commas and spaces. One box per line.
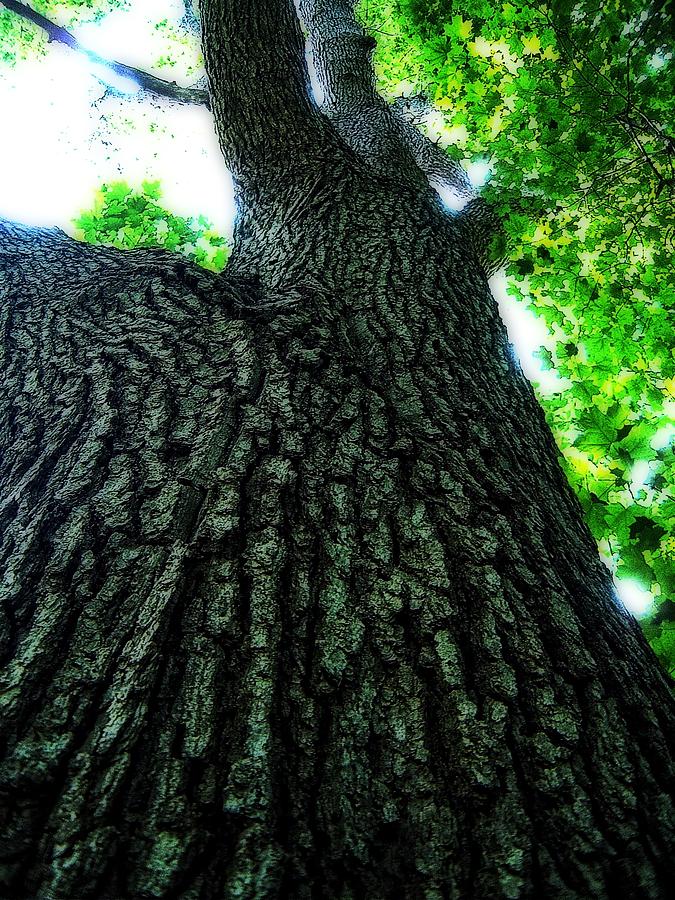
200, 0, 335, 188
297, 0, 471, 196
1, 1, 675, 898
296, 0, 505, 276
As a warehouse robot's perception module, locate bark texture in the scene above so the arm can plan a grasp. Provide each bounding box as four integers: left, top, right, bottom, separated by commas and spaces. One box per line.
1, 1, 675, 898
2, 179, 675, 899
295, 0, 505, 276
297, 0, 471, 196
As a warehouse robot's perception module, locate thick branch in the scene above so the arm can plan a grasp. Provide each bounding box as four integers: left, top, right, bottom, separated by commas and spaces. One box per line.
298, 0, 511, 275
0, 216, 233, 294
200, 0, 333, 185
298, 0, 472, 194
0, 0, 208, 106
390, 97, 474, 198
297, 0, 423, 182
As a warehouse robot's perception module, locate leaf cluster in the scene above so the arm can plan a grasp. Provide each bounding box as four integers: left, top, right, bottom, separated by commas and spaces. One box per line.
73, 180, 229, 272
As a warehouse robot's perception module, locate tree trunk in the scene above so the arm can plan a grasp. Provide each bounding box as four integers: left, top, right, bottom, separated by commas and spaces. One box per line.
1, 162, 674, 899
2, 1, 675, 897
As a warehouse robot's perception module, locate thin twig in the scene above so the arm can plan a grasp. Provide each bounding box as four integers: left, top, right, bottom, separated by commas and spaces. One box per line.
0, 0, 209, 107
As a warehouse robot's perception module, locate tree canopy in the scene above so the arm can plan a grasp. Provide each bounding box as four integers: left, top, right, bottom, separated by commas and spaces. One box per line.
1, 2, 675, 895
1, 0, 673, 676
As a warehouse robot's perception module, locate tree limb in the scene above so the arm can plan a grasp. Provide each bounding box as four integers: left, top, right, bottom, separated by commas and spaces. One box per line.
297, 0, 473, 194
0, 0, 209, 107
296, 0, 510, 276
459, 198, 508, 278
180, 0, 201, 35
200, 0, 334, 186
390, 96, 474, 199
297, 0, 423, 183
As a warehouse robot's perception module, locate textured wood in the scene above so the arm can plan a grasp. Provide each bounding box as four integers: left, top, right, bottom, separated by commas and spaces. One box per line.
200, 0, 334, 186
2, 174, 674, 897
0, 1, 674, 897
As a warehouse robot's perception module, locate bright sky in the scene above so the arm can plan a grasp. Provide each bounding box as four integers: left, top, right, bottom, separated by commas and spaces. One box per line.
0, 1, 235, 236
0, 1, 658, 619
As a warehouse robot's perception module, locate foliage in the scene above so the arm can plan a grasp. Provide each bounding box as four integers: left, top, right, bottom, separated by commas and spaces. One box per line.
73, 180, 229, 272
359, 0, 675, 673
0, 1, 121, 63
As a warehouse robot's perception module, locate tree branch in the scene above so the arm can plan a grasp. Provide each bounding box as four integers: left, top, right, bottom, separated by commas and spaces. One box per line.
297, 0, 473, 195
297, 0, 510, 275
0, 215, 270, 319
459, 198, 508, 278
200, 0, 334, 185
0, 0, 209, 107
297, 0, 422, 182
390, 96, 474, 198
180, 0, 201, 35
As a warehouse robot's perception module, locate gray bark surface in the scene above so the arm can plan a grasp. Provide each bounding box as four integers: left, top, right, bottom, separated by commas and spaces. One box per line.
1, 1, 674, 898
297, 0, 472, 196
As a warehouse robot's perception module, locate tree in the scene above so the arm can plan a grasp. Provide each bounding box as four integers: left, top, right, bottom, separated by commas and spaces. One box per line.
0, 0, 674, 897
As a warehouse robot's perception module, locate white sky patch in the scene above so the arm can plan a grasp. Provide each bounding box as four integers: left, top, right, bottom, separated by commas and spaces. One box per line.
0, 48, 103, 226
304, 48, 324, 106
614, 578, 654, 618
74, 0, 189, 76
629, 459, 653, 494
651, 424, 675, 451
464, 159, 492, 188
0, 32, 234, 237
489, 272, 572, 394
432, 180, 469, 212
648, 53, 670, 70
393, 80, 417, 96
